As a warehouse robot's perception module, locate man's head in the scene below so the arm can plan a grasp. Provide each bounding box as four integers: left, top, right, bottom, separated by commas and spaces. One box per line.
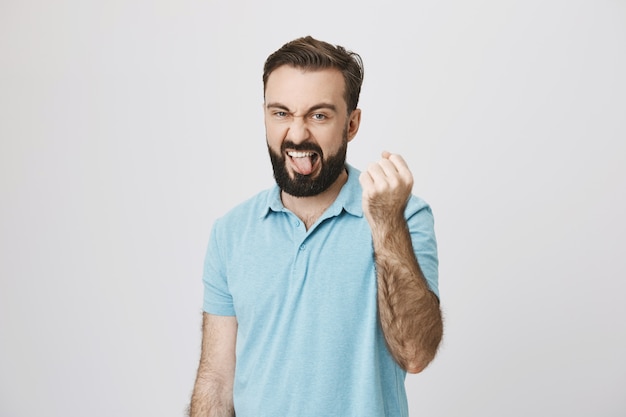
263, 36, 364, 197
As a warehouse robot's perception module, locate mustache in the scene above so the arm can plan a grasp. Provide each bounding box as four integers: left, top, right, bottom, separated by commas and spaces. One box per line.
281, 141, 323, 155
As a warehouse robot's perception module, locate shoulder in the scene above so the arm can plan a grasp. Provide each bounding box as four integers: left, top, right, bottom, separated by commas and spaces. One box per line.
207, 188, 274, 256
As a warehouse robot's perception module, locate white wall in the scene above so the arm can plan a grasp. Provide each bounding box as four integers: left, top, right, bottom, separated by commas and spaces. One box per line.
1, 1, 624, 416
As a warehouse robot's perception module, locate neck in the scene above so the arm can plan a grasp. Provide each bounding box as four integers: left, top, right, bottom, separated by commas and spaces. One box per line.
281, 168, 348, 229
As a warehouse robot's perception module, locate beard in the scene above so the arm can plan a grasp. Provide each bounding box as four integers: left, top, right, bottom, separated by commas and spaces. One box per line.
267, 130, 348, 197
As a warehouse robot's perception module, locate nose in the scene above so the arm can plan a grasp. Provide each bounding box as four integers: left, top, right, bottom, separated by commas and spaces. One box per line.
286, 116, 310, 144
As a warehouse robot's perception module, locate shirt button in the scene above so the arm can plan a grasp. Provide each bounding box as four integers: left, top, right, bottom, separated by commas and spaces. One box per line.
299, 244, 306, 251
295, 220, 301, 227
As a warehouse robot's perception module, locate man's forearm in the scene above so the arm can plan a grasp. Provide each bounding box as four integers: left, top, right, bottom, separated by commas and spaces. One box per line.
372, 214, 443, 374
189, 374, 234, 417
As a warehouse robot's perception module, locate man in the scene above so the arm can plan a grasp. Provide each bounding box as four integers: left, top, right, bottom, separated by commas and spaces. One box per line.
189, 36, 442, 417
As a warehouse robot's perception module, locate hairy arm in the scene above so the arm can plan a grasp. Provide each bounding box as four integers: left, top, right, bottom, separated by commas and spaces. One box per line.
189, 313, 237, 417
360, 152, 443, 374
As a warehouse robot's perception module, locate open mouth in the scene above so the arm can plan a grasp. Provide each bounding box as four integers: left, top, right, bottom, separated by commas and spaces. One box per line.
287, 150, 320, 176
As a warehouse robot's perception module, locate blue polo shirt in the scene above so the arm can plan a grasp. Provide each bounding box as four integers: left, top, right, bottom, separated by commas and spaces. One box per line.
203, 164, 439, 417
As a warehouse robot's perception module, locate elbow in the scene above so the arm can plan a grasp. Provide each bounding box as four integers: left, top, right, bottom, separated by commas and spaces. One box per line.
405, 360, 428, 374
403, 344, 440, 374
406, 364, 424, 374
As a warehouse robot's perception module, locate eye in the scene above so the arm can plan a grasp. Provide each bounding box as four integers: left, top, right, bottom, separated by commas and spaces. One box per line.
311, 113, 327, 121
273, 111, 288, 118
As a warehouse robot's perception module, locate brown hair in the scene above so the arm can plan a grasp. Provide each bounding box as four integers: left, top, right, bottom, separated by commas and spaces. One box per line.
263, 36, 364, 114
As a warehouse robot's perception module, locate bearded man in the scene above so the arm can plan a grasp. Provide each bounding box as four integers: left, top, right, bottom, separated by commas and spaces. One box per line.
189, 35, 443, 417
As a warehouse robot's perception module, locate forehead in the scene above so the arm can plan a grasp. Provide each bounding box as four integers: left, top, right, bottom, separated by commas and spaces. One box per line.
264, 66, 347, 111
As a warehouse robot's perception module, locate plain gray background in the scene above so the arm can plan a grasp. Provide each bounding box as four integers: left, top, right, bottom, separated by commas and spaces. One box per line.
1, 0, 625, 416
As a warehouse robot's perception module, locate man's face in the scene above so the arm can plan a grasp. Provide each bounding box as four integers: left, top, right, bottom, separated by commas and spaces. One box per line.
264, 65, 360, 197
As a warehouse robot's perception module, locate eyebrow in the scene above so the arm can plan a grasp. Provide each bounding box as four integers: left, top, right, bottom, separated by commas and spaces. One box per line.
265, 102, 338, 113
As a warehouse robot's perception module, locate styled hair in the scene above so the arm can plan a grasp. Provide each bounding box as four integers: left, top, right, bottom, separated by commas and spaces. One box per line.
262, 36, 364, 113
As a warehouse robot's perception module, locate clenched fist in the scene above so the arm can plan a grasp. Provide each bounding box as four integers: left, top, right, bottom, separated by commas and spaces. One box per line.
359, 151, 414, 227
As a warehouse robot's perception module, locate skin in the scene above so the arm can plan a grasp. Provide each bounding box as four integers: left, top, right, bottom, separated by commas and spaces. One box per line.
189, 64, 442, 415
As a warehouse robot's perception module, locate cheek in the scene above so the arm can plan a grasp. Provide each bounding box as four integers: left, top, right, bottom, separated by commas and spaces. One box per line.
318, 127, 345, 151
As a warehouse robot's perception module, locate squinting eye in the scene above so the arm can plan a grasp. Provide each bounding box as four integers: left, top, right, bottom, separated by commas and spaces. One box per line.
274, 111, 287, 118
312, 113, 326, 121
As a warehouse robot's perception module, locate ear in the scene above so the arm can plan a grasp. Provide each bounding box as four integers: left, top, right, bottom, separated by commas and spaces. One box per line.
346, 109, 362, 142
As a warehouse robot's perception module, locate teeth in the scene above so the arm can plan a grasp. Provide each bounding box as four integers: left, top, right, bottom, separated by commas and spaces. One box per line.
288, 151, 314, 158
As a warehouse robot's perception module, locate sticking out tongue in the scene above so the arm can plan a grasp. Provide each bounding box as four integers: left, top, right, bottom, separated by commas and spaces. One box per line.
292, 155, 314, 175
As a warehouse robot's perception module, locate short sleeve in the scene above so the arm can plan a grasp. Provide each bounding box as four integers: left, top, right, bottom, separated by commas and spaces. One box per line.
406, 200, 440, 299
202, 219, 236, 316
